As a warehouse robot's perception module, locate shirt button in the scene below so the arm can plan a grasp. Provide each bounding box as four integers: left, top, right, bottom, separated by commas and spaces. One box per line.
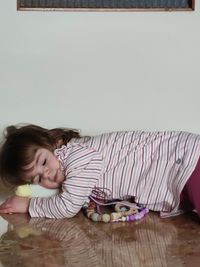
176, 158, 182, 164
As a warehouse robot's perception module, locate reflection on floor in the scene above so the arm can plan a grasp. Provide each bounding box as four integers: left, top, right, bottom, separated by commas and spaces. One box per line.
0, 185, 200, 267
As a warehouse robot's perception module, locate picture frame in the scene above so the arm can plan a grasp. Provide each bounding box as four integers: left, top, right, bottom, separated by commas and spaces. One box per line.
17, 0, 195, 12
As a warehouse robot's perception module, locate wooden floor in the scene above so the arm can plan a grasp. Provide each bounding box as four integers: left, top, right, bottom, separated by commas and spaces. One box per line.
0, 185, 200, 267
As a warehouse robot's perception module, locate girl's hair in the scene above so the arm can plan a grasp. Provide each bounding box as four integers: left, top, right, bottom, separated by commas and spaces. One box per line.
0, 124, 81, 186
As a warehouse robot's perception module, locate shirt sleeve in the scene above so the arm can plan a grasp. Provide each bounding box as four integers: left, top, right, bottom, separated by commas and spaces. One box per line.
28, 144, 103, 219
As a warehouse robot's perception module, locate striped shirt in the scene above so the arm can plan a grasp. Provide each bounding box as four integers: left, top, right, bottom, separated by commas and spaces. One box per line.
29, 131, 200, 219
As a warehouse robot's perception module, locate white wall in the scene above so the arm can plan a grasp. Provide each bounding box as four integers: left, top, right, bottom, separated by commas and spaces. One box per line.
0, 0, 200, 136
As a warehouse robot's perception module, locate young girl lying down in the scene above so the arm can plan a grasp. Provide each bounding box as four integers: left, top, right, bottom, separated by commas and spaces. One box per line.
0, 124, 199, 219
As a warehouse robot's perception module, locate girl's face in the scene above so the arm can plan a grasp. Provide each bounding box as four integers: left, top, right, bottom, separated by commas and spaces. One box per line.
23, 148, 64, 189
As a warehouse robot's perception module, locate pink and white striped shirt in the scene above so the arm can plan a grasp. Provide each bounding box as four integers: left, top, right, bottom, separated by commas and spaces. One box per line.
29, 131, 200, 219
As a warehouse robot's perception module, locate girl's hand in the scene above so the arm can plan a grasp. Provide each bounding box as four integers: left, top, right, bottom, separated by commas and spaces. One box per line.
0, 196, 30, 214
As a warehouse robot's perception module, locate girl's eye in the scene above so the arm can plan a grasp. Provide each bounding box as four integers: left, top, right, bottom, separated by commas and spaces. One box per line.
42, 159, 47, 166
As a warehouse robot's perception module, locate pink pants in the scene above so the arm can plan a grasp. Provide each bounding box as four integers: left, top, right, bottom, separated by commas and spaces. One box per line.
181, 158, 200, 216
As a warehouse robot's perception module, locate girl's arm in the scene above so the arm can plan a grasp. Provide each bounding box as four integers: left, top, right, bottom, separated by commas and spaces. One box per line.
0, 196, 30, 214
0, 185, 58, 214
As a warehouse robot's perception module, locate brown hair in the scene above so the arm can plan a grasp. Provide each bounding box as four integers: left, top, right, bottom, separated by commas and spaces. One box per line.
0, 124, 81, 186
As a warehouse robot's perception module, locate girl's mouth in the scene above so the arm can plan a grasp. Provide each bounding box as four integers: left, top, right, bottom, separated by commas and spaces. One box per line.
52, 172, 58, 182
53, 169, 61, 183
47, 172, 58, 183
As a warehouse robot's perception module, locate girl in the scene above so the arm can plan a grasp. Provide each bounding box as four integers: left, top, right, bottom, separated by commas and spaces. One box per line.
0, 124, 200, 219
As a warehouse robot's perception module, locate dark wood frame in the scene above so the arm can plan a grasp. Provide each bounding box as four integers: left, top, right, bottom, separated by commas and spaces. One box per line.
17, 1, 195, 12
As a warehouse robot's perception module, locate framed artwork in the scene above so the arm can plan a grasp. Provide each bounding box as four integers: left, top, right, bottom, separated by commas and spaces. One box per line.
17, 0, 195, 11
